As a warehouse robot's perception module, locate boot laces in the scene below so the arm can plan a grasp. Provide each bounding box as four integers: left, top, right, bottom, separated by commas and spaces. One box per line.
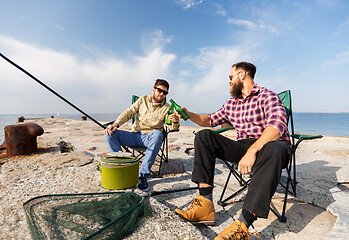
222, 224, 261, 240
186, 198, 203, 212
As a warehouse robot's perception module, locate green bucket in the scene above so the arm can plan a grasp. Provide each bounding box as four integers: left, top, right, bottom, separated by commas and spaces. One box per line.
99, 156, 139, 190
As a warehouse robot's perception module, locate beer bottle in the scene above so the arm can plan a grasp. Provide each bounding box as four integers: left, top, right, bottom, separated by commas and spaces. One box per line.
170, 99, 190, 121
166, 103, 175, 125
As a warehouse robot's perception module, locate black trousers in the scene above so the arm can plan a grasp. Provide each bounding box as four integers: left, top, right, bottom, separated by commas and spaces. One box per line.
192, 129, 291, 218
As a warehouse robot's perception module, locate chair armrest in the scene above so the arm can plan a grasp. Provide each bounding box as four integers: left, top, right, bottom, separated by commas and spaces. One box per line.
292, 134, 323, 141
213, 126, 235, 134
103, 120, 115, 128
292, 134, 323, 150
193, 126, 235, 135
168, 129, 180, 133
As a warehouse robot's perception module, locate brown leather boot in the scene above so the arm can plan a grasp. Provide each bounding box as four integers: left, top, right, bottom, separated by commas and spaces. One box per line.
175, 195, 216, 225
214, 220, 260, 240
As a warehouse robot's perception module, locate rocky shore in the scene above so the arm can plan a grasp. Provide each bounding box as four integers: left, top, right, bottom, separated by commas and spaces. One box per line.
0, 118, 348, 239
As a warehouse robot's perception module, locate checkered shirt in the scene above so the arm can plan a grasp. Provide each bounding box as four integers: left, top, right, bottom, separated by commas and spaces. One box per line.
209, 85, 291, 145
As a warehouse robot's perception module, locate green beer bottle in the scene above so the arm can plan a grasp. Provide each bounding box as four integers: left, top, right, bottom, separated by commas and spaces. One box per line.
170, 99, 190, 121
166, 103, 175, 125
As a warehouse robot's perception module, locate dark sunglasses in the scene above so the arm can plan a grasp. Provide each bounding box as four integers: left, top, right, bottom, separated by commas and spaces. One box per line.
154, 87, 168, 95
229, 71, 242, 81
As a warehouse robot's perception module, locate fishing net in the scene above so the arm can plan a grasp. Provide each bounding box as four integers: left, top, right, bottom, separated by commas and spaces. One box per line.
23, 191, 149, 240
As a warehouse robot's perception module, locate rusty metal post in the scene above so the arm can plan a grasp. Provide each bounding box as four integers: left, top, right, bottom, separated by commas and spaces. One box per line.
4, 123, 44, 156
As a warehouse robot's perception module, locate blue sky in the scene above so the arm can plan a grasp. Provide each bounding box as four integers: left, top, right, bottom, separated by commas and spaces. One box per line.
1, 0, 349, 115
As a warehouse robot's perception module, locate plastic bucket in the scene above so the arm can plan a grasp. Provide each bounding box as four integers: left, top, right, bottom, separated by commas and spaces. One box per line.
99, 157, 139, 190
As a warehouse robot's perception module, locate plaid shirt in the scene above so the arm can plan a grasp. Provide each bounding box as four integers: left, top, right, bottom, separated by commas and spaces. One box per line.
209, 85, 291, 145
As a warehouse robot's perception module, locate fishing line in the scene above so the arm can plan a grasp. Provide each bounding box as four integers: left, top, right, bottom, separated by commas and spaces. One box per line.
0, 52, 106, 129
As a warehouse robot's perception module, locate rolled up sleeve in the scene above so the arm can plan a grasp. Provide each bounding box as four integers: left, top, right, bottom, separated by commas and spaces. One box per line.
209, 104, 229, 127
264, 94, 288, 137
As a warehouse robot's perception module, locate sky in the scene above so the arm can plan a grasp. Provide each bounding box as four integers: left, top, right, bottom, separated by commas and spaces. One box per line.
1, 0, 349, 116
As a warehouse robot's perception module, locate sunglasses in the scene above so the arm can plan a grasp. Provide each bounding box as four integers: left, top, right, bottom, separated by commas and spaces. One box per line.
154, 87, 169, 95
229, 71, 242, 81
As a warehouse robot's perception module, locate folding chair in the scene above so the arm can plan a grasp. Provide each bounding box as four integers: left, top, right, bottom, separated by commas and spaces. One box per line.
216, 90, 323, 222
104, 95, 177, 177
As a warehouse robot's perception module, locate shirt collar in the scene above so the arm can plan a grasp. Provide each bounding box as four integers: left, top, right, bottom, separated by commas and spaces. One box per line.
234, 84, 260, 101
250, 84, 260, 96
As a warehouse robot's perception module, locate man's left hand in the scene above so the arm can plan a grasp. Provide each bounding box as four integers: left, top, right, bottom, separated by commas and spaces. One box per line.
238, 149, 257, 174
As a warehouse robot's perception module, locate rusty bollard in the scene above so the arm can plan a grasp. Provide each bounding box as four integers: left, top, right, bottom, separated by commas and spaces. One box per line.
4, 123, 44, 157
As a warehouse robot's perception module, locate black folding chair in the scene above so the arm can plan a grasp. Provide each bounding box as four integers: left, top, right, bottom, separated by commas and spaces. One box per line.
216, 90, 322, 222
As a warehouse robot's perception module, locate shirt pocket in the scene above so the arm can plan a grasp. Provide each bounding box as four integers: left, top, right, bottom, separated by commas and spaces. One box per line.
138, 107, 148, 122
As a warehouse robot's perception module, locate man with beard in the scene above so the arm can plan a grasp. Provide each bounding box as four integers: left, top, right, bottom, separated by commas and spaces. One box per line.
174, 62, 291, 239
104, 79, 180, 191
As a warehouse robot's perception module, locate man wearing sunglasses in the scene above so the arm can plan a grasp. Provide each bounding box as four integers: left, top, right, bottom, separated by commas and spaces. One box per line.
174, 62, 291, 239
104, 79, 180, 191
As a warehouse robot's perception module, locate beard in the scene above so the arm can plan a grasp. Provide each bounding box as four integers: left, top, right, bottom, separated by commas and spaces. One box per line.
152, 93, 165, 103
230, 80, 243, 98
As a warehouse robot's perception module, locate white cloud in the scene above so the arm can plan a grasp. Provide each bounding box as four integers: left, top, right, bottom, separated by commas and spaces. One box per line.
216, 9, 226, 16
316, 0, 344, 9
259, 24, 279, 34
141, 29, 173, 53
334, 18, 349, 37
323, 49, 349, 66
1, 31, 250, 115
0, 28, 268, 115
54, 25, 65, 31
175, 0, 203, 9
172, 44, 259, 112
227, 18, 257, 29
0, 33, 176, 114
227, 18, 279, 34
179, 70, 191, 76
211, 2, 226, 16
185, 46, 244, 92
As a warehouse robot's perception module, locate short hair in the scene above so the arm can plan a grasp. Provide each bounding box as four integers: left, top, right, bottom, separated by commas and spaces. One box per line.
154, 79, 169, 90
232, 62, 256, 79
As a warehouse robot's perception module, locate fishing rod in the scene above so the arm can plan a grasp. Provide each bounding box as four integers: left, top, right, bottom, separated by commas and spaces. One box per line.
1, 53, 199, 197
0, 52, 106, 129
2, 53, 202, 212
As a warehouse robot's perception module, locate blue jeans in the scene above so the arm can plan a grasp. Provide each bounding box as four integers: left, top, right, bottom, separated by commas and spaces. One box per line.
104, 129, 164, 176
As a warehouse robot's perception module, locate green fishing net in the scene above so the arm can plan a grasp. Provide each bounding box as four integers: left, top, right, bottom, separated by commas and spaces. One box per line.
23, 191, 149, 240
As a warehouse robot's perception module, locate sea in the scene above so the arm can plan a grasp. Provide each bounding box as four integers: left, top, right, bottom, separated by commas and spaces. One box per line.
0, 112, 348, 144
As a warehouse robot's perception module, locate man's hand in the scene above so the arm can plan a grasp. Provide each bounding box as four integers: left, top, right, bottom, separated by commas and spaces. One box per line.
237, 126, 281, 174
104, 123, 119, 135
181, 106, 210, 127
168, 112, 180, 123
238, 148, 257, 174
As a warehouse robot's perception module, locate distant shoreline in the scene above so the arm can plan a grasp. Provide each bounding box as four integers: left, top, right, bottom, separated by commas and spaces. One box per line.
295, 111, 349, 114
1, 112, 349, 138
1, 111, 349, 116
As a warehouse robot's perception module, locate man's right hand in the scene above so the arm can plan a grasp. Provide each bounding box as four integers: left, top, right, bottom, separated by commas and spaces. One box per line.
181, 106, 210, 127
181, 106, 188, 112
104, 123, 118, 135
